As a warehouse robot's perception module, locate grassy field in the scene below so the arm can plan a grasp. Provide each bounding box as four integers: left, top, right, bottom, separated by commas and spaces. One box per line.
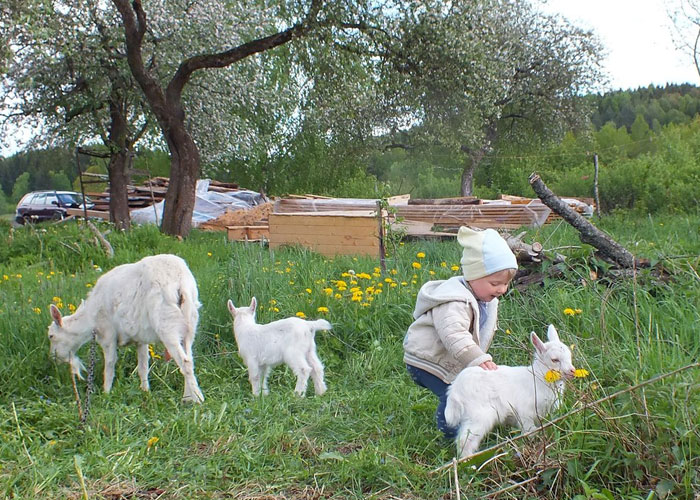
0, 213, 698, 499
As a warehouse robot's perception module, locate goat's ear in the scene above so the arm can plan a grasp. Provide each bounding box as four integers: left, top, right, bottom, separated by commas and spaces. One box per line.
250, 297, 257, 312
530, 331, 546, 354
50, 304, 63, 327
226, 299, 236, 316
546, 324, 560, 342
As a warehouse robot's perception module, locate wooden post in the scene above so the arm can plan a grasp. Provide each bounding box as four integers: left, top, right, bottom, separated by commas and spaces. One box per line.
75, 148, 89, 221
377, 201, 386, 274
593, 153, 601, 217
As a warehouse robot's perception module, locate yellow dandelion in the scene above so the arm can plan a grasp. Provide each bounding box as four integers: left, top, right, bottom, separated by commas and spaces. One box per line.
544, 370, 561, 383
33, 307, 42, 314
288, 281, 295, 285
323, 287, 333, 296
16, 274, 22, 278
505, 329, 511, 335
317, 306, 329, 314
390, 282, 397, 288
305, 288, 312, 294
86, 283, 92, 288
295, 311, 306, 319
412, 262, 422, 269
207, 252, 212, 257
574, 308, 583, 315
384, 277, 393, 283
146, 436, 159, 449
417, 252, 425, 259
451, 265, 460, 272
390, 269, 397, 275
2, 275, 8, 280
68, 304, 77, 313
401, 281, 408, 286
563, 308, 576, 316
148, 345, 162, 360
361, 302, 370, 307
429, 270, 435, 276
574, 369, 590, 378
334, 293, 342, 299
272, 307, 280, 312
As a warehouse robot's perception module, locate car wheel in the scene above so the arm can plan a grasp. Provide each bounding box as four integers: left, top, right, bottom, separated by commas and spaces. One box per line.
15, 215, 25, 225
51, 211, 64, 221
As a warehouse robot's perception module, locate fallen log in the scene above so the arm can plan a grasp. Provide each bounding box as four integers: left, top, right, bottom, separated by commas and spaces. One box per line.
529, 173, 637, 268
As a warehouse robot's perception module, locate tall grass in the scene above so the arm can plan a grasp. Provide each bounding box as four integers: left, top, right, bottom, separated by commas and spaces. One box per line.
0, 214, 698, 499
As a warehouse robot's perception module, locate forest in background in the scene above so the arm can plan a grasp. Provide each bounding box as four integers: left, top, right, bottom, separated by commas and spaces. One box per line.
1, 83, 699, 216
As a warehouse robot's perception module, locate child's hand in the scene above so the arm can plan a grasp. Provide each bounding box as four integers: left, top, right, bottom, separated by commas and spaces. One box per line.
479, 361, 498, 370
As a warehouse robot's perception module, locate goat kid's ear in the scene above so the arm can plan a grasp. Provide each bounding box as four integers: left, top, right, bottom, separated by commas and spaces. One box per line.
50, 304, 63, 327
546, 324, 560, 342
250, 297, 257, 312
226, 299, 236, 316
530, 331, 546, 354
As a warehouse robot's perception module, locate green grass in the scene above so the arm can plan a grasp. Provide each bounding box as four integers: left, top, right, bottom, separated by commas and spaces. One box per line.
0, 214, 698, 499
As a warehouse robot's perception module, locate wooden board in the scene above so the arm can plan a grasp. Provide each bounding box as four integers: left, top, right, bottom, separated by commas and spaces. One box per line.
268, 212, 381, 257
226, 225, 270, 241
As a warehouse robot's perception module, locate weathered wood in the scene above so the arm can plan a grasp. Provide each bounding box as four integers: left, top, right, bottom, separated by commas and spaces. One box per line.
408, 197, 479, 205
529, 172, 636, 268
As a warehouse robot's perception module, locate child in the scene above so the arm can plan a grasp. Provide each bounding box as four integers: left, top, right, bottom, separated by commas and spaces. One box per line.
403, 226, 517, 440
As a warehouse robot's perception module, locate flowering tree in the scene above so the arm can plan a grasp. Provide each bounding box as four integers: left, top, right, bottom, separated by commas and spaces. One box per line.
378, 1, 604, 196
0, 0, 156, 229
110, 0, 394, 237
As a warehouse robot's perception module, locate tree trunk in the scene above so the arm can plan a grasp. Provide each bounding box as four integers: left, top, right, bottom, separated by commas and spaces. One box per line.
107, 152, 131, 230
161, 123, 199, 237
529, 172, 637, 268
107, 99, 131, 231
460, 162, 475, 197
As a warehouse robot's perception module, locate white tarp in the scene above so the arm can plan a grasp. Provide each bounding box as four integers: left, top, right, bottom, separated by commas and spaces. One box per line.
130, 180, 266, 227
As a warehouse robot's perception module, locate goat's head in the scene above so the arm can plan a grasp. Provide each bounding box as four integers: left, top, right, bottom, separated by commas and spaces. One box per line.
530, 324, 576, 379
48, 304, 85, 377
227, 297, 257, 322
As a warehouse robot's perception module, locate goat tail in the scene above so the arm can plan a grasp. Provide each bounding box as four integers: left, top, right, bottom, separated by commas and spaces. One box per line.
307, 319, 332, 332
444, 390, 463, 428
177, 285, 201, 333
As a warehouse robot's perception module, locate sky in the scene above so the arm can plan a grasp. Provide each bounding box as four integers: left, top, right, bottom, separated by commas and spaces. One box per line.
542, 0, 698, 91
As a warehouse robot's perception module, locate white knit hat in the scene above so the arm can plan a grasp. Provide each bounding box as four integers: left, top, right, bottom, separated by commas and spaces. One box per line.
458, 227, 517, 281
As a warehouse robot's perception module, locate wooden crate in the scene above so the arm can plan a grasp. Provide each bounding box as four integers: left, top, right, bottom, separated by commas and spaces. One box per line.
226, 225, 270, 241
268, 211, 383, 257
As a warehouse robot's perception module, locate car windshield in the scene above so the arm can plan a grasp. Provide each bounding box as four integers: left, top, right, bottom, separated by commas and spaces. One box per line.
56, 193, 90, 206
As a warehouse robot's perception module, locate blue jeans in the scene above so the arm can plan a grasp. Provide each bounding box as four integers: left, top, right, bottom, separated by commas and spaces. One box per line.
406, 364, 457, 440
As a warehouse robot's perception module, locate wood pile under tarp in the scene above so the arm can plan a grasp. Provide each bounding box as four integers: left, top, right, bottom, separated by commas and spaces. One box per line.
273, 194, 594, 235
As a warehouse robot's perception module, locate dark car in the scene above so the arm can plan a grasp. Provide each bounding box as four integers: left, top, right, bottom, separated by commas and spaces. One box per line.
15, 190, 94, 224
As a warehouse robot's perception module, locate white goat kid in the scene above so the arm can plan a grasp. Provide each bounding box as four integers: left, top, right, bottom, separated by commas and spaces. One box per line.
48, 254, 204, 403
445, 324, 575, 458
227, 297, 330, 397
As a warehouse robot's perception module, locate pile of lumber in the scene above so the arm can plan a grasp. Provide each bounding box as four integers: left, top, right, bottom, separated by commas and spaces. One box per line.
272, 195, 593, 234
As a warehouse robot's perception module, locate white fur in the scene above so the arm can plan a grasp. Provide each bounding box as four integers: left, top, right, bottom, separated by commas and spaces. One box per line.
445, 324, 575, 458
227, 297, 330, 397
48, 254, 204, 403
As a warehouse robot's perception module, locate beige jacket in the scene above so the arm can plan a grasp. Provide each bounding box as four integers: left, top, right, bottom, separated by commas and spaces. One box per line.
403, 276, 499, 383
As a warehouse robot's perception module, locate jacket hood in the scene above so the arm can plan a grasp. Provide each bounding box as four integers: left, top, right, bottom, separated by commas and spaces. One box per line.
413, 276, 483, 319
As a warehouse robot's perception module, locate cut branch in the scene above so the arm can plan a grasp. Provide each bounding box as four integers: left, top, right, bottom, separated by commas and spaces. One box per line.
529, 172, 637, 268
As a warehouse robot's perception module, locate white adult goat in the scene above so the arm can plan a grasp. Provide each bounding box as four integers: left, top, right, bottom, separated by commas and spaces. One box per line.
48, 254, 204, 403
227, 297, 330, 397
445, 324, 575, 458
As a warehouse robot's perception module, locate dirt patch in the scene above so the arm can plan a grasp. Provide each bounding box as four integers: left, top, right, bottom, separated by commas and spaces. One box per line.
199, 202, 273, 231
